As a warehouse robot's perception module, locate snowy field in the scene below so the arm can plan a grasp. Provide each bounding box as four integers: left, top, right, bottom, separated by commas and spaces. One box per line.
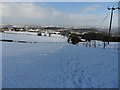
2, 31, 67, 43
1, 31, 118, 88
0, 33, 2, 89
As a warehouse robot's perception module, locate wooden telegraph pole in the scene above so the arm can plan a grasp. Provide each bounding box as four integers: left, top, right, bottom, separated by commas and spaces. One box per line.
107, 6, 120, 44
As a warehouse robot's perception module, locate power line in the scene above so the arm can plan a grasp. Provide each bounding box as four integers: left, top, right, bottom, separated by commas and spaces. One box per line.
96, 13, 110, 28
107, 6, 120, 44
108, 6, 120, 35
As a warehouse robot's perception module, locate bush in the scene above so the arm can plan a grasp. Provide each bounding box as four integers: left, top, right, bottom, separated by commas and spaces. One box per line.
70, 35, 81, 45
37, 33, 42, 36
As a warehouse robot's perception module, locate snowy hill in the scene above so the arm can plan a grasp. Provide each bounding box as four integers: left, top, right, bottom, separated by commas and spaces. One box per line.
1, 31, 118, 88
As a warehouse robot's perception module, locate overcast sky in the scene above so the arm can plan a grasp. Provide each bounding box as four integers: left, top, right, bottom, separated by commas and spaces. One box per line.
1, 2, 119, 27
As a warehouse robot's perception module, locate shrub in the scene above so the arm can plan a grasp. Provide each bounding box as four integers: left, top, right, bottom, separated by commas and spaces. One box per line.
37, 33, 42, 36
70, 34, 81, 45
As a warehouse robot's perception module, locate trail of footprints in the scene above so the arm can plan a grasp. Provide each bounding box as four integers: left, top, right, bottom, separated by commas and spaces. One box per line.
61, 57, 95, 88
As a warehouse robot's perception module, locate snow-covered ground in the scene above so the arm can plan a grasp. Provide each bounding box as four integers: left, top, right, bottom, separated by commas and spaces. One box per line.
0, 33, 2, 89
1, 31, 118, 88
2, 31, 67, 43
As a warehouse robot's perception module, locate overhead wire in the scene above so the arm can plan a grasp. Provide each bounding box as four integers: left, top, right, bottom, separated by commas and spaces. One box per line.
96, 13, 110, 28
96, 2, 119, 28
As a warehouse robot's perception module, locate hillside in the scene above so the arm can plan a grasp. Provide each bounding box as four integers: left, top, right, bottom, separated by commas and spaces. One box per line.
1, 32, 118, 88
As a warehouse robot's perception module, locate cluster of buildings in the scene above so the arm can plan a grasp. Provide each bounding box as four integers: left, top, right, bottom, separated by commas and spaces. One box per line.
0, 24, 100, 36
0, 24, 65, 34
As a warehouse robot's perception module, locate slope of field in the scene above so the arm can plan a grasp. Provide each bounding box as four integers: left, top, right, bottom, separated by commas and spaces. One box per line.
1, 32, 118, 88
2, 31, 67, 43
0, 33, 2, 89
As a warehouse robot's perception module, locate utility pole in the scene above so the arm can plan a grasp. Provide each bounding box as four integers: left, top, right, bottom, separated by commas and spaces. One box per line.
107, 6, 120, 44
